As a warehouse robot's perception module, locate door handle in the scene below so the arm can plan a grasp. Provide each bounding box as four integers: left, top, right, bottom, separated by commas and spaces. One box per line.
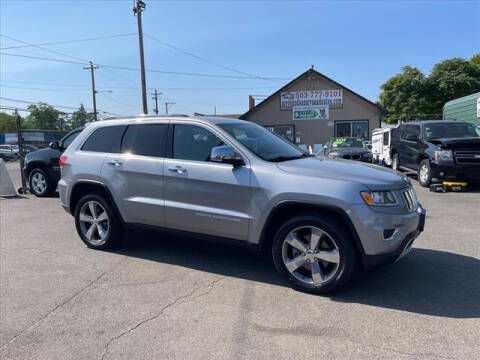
107, 160, 123, 167
168, 166, 186, 173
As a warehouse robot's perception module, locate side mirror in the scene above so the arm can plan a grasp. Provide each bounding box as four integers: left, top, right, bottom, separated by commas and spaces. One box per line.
49, 141, 60, 150
210, 145, 244, 167
405, 134, 419, 142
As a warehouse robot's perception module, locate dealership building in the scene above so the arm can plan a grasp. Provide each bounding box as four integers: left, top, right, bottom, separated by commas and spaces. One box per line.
240, 68, 383, 146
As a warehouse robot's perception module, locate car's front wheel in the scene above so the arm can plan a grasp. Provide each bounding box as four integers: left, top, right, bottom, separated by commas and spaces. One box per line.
272, 214, 356, 294
418, 159, 432, 187
29, 168, 54, 197
74, 192, 122, 250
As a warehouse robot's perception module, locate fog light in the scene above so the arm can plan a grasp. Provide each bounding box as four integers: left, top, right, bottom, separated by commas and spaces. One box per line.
383, 228, 396, 239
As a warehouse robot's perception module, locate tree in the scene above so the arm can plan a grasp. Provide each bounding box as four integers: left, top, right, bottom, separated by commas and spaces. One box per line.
379, 66, 432, 124
428, 57, 480, 111
70, 103, 93, 129
470, 53, 480, 66
25, 103, 65, 130
379, 55, 480, 124
0, 112, 19, 133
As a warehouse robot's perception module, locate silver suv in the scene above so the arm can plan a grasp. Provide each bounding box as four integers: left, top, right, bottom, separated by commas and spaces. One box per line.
59, 116, 425, 294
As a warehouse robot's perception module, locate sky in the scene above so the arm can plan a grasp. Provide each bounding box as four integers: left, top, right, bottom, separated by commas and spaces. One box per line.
1, 0, 479, 118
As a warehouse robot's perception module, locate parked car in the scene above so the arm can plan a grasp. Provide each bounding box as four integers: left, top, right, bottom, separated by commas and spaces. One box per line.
390, 120, 480, 187
58, 116, 425, 294
371, 127, 396, 166
23, 127, 84, 197
0, 144, 19, 162
323, 137, 372, 162
21, 144, 39, 154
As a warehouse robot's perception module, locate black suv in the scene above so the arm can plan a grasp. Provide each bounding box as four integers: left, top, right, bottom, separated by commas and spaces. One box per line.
390, 120, 480, 187
23, 127, 83, 197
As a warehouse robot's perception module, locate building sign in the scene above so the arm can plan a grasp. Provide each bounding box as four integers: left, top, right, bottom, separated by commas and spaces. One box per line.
292, 106, 329, 120
477, 98, 480, 117
281, 90, 343, 109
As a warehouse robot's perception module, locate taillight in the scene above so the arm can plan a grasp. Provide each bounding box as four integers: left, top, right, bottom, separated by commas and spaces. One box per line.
59, 156, 68, 167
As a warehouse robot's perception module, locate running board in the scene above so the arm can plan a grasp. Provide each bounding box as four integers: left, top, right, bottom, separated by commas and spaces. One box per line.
398, 166, 417, 175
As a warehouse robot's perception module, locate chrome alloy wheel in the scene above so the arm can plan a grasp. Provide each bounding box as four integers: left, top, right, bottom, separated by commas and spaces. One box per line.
392, 156, 398, 171
79, 201, 110, 246
31, 172, 47, 194
419, 164, 429, 183
282, 226, 340, 285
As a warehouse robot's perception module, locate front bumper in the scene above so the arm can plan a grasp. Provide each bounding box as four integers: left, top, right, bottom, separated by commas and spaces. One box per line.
431, 163, 480, 184
349, 203, 426, 269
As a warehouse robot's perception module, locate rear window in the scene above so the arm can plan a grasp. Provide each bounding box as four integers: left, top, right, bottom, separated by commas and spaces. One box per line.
121, 124, 167, 157
81, 125, 126, 153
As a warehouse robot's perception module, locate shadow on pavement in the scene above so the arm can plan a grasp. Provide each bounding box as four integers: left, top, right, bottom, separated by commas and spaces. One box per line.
112, 232, 480, 319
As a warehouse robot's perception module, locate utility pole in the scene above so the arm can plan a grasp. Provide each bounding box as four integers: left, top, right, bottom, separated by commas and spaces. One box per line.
133, 0, 148, 114
165, 101, 175, 115
151, 89, 162, 114
15, 110, 27, 193
83, 61, 99, 121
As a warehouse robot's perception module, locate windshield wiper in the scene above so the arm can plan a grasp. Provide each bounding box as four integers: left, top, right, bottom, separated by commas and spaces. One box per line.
268, 155, 307, 162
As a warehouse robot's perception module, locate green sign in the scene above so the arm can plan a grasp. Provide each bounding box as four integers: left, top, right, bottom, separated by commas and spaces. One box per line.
292, 106, 329, 120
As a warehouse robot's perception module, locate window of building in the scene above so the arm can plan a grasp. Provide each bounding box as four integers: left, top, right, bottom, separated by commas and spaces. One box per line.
335, 120, 369, 139
81, 126, 126, 153
173, 124, 224, 162
121, 124, 167, 157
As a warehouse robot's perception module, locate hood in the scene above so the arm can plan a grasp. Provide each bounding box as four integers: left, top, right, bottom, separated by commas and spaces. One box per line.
277, 157, 409, 190
428, 137, 480, 149
25, 147, 59, 160
329, 147, 369, 154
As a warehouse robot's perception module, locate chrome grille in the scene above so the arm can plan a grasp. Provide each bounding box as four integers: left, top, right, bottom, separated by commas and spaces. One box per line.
403, 187, 418, 211
454, 151, 480, 165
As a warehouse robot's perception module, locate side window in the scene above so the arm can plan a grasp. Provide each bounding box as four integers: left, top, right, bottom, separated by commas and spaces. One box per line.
81, 126, 126, 153
383, 132, 389, 146
173, 124, 224, 162
121, 124, 167, 157
62, 131, 80, 148
402, 125, 420, 139
393, 125, 404, 139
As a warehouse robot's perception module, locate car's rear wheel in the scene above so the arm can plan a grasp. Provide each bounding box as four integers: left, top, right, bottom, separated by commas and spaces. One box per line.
418, 159, 432, 187
29, 168, 54, 197
272, 214, 356, 294
74, 192, 121, 250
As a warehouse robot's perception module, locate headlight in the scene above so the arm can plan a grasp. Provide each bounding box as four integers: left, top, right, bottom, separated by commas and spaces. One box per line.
361, 191, 398, 206
434, 150, 453, 161
328, 152, 341, 158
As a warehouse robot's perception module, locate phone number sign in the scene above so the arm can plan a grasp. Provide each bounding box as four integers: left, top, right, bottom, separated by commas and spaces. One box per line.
281, 90, 343, 110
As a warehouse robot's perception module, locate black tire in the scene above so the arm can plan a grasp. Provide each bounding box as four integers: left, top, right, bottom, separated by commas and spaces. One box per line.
417, 159, 432, 187
29, 168, 55, 197
74, 192, 122, 250
392, 153, 400, 171
272, 214, 356, 295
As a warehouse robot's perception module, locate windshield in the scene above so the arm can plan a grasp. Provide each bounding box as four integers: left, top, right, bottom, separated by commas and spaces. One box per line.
218, 122, 306, 162
424, 122, 480, 140
331, 137, 364, 148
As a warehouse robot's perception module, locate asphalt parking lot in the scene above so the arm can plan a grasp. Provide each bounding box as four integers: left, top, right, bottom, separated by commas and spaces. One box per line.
1, 161, 479, 359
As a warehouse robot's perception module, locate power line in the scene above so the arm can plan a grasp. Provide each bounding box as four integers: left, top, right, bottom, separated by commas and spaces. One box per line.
145, 33, 281, 83
0, 34, 88, 63
0, 33, 136, 50
1, 80, 137, 89
0, 97, 121, 116
0, 52, 291, 80
1, 81, 275, 91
